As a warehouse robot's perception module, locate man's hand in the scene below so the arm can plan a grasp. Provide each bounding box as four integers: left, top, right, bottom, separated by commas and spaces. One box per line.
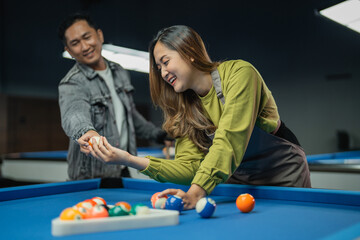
77, 130, 99, 155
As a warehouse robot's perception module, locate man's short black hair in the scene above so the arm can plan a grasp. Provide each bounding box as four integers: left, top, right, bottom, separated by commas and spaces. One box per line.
58, 12, 98, 45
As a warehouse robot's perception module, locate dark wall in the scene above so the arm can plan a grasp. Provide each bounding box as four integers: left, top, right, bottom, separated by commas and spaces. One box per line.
3, 0, 358, 97
0, 0, 359, 154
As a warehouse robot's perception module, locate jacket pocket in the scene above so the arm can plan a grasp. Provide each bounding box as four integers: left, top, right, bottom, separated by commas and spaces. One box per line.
91, 100, 108, 134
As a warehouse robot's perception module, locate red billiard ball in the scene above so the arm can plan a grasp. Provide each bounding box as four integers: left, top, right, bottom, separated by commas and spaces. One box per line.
115, 201, 132, 212
92, 196, 107, 206
86, 205, 109, 219
83, 199, 97, 207
236, 193, 255, 213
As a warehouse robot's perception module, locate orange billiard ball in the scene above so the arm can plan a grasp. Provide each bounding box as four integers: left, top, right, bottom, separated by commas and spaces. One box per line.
59, 207, 83, 220
115, 201, 132, 212
74, 206, 89, 218
88, 136, 100, 148
83, 199, 97, 207
75, 201, 94, 210
236, 193, 255, 213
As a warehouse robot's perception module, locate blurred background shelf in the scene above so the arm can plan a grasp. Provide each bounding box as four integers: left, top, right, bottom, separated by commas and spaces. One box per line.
2, 149, 360, 191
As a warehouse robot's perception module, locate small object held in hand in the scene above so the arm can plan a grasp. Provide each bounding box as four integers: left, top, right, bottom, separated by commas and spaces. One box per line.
88, 136, 100, 148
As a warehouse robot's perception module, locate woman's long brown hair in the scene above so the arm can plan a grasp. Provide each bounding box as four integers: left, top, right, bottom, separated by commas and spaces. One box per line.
149, 25, 219, 152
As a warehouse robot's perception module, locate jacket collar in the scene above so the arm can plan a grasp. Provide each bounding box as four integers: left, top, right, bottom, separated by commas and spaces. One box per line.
76, 58, 118, 80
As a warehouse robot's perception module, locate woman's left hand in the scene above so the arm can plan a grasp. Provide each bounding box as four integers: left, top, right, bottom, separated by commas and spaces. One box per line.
158, 184, 207, 210
89, 136, 130, 165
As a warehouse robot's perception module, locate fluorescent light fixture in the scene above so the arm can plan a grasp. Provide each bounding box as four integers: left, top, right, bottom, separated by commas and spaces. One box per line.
62, 44, 149, 73
319, 0, 360, 34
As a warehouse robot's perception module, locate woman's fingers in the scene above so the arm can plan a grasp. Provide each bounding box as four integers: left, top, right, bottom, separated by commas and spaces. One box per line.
158, 189, 185, 198
80, 145, 91, 155
102, 136, 111, 149
156, 188, 201, 210
91, 138, 111, 162
97, 137, 111, 155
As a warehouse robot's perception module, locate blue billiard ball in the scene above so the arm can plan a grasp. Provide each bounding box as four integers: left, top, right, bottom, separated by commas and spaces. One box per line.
196, 197, 216, 218
165, 195, 184, 212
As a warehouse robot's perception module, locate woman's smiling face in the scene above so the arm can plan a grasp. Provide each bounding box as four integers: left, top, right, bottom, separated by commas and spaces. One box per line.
153, 41, 195, 93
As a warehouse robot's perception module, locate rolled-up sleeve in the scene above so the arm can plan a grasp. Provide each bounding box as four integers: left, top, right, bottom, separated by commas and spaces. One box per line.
141, 137, 204, 185
58, 79, 96, 141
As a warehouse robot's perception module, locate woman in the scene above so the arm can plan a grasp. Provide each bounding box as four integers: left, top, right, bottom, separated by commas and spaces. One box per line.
90, 25, 311, 209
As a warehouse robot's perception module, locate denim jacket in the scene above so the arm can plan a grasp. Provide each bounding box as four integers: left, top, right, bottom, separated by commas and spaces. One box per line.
58, 59, 165, 180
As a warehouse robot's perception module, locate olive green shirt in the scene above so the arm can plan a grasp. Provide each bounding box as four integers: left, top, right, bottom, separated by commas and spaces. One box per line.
141, 60, 280, 194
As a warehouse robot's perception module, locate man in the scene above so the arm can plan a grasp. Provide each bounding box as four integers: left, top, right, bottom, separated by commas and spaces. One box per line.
58, 13, 168, 180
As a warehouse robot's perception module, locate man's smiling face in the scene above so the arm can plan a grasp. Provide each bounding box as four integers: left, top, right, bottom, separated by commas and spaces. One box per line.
64, 20, 104, 70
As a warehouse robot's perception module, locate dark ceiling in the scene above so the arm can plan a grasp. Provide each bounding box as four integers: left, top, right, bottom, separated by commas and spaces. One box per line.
0, 0, 359, 98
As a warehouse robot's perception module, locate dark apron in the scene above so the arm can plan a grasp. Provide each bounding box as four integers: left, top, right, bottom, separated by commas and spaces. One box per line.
209, 70, 311, 188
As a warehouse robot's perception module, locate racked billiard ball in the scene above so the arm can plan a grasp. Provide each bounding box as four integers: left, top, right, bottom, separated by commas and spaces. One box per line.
75, 201, 93, 210
83, 199, 97, 207
92, 196, 107, 206
73, 206, 89, 218
59, 207, 83, 220
115, 201, 132, 212
86, 205, 109, 219
109, 205, 130, 217
130, 203, 150, 215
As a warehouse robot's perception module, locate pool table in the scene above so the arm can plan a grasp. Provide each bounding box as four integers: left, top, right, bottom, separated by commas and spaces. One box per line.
1, 178, 360, 240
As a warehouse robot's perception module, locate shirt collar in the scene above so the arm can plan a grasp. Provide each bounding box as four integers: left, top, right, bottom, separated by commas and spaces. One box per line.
76, 58, 117, 80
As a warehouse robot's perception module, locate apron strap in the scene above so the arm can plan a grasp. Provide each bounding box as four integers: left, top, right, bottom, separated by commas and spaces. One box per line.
205, 69, 224, 141
211, 70, 225, 105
